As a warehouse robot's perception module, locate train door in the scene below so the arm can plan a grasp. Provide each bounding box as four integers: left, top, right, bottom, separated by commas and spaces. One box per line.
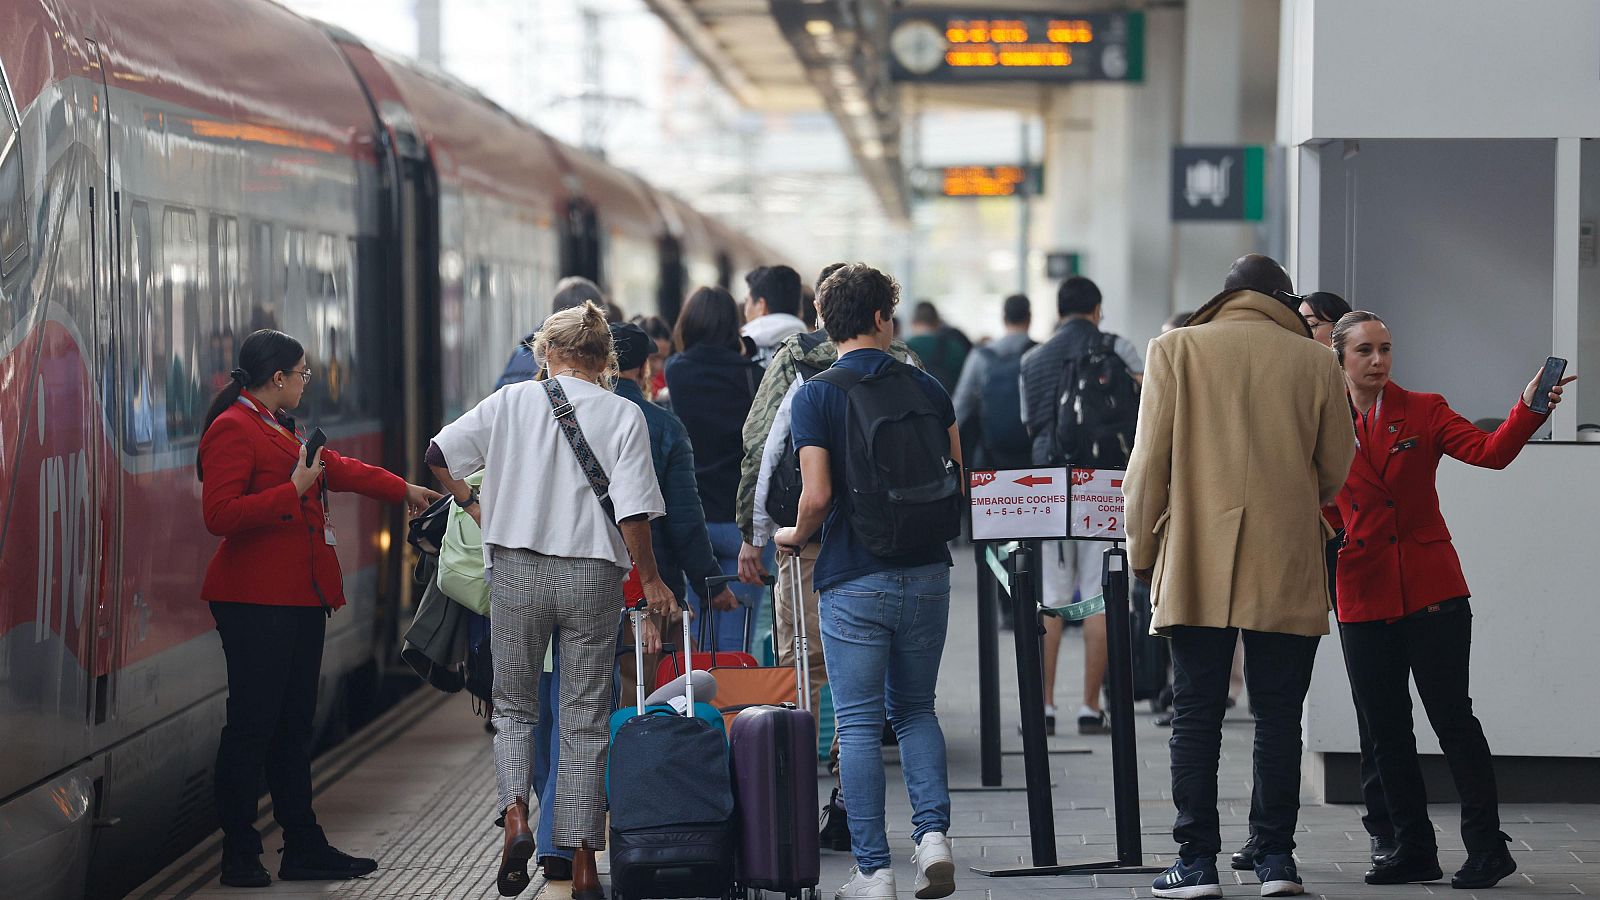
82, 40, 122, 728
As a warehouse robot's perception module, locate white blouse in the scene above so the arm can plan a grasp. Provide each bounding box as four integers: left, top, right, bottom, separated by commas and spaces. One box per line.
431, 376, 665, 572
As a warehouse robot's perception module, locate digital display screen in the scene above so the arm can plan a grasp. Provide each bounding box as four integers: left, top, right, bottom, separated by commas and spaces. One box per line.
889, 10, 1143, 82
921, 165, 1043, 198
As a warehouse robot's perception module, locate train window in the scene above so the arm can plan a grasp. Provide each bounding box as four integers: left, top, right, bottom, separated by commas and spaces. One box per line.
0, 76, 26, 325
281, 228, 305, 341
208, 215, 240, 399
127, 201, 158, 450
248, 221, 276, 330
162, 207, 202, 440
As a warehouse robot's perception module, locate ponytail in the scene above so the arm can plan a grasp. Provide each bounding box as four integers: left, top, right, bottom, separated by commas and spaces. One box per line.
197, 329, 305, 481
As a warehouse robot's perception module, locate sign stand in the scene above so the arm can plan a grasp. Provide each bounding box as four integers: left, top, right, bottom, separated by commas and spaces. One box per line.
969, 467, 1164, 879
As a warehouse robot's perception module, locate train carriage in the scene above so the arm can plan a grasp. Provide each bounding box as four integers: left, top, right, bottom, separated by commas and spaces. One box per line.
0, 2, 777, 897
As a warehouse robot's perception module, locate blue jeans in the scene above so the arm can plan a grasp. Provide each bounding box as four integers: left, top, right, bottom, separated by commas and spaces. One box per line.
532, 640, 573, 863
820, 564, 952, 873
687, 521, 771, 652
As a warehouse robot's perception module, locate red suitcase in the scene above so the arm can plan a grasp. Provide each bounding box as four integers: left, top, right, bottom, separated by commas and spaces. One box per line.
729, 556, 821, 899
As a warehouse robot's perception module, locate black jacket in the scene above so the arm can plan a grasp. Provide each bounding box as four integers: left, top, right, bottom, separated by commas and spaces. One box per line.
664, 344, 762, 523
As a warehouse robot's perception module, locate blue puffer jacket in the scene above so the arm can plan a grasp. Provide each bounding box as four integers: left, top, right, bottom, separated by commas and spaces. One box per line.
614, 378, 720, 603
495, 335, 540, 390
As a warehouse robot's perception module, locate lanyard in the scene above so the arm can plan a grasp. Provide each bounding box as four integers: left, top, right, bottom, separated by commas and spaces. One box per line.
236, 395, 300, 444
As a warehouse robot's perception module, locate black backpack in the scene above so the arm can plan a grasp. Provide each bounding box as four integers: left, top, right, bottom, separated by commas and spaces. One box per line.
977, 340, 1036, 465
1051, 332, 1139, 466
813, 362, 963, 558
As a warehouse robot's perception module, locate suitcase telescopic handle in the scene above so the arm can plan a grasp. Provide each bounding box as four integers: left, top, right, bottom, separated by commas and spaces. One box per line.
784, 555, 812, 712
701, 574, 768, 664
628, 601, 647, 717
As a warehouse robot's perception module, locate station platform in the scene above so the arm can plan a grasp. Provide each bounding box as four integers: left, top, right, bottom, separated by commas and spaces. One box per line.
132, 561, 1600, 900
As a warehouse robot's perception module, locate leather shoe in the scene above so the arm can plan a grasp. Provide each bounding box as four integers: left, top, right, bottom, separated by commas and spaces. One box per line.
573, 846, 605, 900
497, 800, 534, 896
541, 854, 573, 881
1230, 834, 1258, 871
1370, 834, 1398, 863
1452, 839, 1517, 890
278, 843, 378, 880
1365, 849, 1443, 885
220, 849, 271, 888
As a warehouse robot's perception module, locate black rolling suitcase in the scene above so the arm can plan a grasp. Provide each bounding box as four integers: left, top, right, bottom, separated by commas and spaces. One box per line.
729, 555, 821, 899
609, 599, 736, 899
1129, 578, 1169, 706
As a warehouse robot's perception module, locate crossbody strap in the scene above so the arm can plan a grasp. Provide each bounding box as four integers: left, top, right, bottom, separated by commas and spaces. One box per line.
541, 378, 618, 524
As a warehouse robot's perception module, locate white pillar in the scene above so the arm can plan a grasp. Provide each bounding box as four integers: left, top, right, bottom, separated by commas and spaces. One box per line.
1172, 0, 1283, 307
1553, 137, 1581, 439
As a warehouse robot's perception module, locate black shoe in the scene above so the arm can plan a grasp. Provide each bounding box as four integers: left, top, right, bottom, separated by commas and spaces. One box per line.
279, 843, 379, 880
1045, 712, 1057, 736
1370, 834, 1398, 864
1365, 849, 1443, 885
819, 788, 852, 852
1451, 837, 1517, 890
1231, 834, 1259, 871
1078, 711, 1111, 735
541, 855, 573, 881
220, 850, 271, 888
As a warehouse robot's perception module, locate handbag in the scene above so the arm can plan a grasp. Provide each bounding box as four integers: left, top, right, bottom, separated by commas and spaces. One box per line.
407, 494, 453, 557
437, 470, 491, 615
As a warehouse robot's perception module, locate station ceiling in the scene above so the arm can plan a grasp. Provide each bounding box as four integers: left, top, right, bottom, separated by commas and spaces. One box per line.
642, 0, 1153, 222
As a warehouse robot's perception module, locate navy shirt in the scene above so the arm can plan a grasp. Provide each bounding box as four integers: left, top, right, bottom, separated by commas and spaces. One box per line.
790, 348, 956, 592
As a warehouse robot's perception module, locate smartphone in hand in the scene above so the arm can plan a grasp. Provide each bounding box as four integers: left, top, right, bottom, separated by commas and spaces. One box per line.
1530, 357, 1568, 415
304, 427, 328, 467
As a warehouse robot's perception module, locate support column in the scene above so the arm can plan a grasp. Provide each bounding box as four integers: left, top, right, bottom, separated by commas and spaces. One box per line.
1038, 6, 1181, 344
1172, 0, 1283, 307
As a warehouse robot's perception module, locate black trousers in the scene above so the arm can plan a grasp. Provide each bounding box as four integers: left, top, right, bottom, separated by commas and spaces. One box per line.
211, 602, 329, 856
1327, 536, 1393, 840
1340, 602, 1501, 854
1168, 626, 1320, 862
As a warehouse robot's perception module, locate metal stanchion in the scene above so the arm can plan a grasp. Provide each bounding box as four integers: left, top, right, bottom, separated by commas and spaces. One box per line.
974, 539, 1164, 878
975, 542, 1004, 787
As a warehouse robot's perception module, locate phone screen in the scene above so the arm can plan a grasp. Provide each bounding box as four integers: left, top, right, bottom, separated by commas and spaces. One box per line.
1530, 357, 1567, 415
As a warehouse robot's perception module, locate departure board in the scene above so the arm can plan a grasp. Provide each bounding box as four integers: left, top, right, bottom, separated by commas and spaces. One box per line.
914, 165, 1044, 198
888, 10, 1143, 83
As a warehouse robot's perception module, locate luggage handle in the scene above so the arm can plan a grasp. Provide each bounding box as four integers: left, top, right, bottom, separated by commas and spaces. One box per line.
628, 597, 695, 718
781, 554, 813, 713
701, 574, 761, 665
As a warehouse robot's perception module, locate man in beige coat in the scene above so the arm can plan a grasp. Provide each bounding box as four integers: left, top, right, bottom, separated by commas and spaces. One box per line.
1125, 255, 1355, 899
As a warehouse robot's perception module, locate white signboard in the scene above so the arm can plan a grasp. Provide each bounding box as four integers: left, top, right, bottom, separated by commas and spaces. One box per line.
1069, 467, 1126, 541
969, 467, 1070, 542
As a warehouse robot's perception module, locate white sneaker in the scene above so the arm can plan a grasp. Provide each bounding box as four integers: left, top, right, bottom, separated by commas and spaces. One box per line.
835, 866, 896, 900
912, 832, 956, 899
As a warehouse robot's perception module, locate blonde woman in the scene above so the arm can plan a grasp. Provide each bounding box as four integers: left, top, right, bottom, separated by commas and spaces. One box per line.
429, 302, 675, 898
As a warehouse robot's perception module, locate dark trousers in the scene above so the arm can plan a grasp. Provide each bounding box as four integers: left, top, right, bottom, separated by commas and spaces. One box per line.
1327, 536, 1393, 840
1340, 603, 1501, 854
1168, 626, 1320, 862
211, 602, 328, 856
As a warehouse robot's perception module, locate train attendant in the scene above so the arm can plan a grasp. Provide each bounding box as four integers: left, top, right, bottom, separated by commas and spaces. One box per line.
1331, 312, 1573, 890
428, 302, 676, 899
197, 330, 439, 888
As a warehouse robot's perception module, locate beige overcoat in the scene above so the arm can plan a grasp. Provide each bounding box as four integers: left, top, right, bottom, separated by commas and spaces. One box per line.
1123, 290, 1356, 637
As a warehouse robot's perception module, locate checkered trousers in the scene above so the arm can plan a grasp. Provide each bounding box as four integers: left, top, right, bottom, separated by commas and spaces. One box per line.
489, 546, 623, 848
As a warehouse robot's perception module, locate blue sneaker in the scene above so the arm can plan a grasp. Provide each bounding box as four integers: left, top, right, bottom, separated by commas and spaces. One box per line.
1255, 852, 1305, 897
1153, 858, 1223, 899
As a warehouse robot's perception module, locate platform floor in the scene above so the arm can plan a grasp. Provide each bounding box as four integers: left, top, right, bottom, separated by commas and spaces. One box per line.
132, 558, 1600, 899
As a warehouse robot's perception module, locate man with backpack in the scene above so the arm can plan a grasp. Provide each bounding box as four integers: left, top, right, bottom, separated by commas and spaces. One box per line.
774, 263, 962, 900
1019, 276, 1143, 736
952, 294, 1035, 471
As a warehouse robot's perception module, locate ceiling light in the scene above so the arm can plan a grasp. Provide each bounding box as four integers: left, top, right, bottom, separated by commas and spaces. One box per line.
805, 19, 834, 36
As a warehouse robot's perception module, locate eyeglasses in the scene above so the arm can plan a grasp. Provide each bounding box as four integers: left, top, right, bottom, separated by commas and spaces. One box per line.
291, 368, 312, 383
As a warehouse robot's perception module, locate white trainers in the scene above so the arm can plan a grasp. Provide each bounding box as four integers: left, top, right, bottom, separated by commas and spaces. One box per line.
835, 866, 897, 900
912, 832, 956, 899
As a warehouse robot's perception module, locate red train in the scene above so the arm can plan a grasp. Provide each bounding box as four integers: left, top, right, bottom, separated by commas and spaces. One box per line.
0, 1, 773, 896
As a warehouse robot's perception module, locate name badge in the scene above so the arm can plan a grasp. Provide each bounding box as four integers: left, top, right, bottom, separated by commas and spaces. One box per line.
1390, 437, 1419, 454
324, 524, 338, 546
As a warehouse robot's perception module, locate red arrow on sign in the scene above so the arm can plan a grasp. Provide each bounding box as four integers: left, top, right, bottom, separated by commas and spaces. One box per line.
1014, 475, 1054, 487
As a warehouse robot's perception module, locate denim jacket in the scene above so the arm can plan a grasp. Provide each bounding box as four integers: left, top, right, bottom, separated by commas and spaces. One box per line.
614, 378, 720, 602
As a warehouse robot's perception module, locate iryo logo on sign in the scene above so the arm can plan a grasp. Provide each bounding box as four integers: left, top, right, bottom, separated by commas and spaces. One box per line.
970, 471, 998, 488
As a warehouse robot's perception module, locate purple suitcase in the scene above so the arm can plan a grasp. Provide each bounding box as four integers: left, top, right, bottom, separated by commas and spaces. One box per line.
729, 556, 821, 898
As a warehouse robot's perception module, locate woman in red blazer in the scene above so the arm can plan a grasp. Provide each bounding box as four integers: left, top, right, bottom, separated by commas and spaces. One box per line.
196, 329, 437, 888
1331, 312, 1571, 891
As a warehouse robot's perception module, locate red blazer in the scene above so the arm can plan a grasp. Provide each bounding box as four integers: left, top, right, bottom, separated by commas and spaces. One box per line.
200, 393, 406, 609
1333, 381, 1546, 623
